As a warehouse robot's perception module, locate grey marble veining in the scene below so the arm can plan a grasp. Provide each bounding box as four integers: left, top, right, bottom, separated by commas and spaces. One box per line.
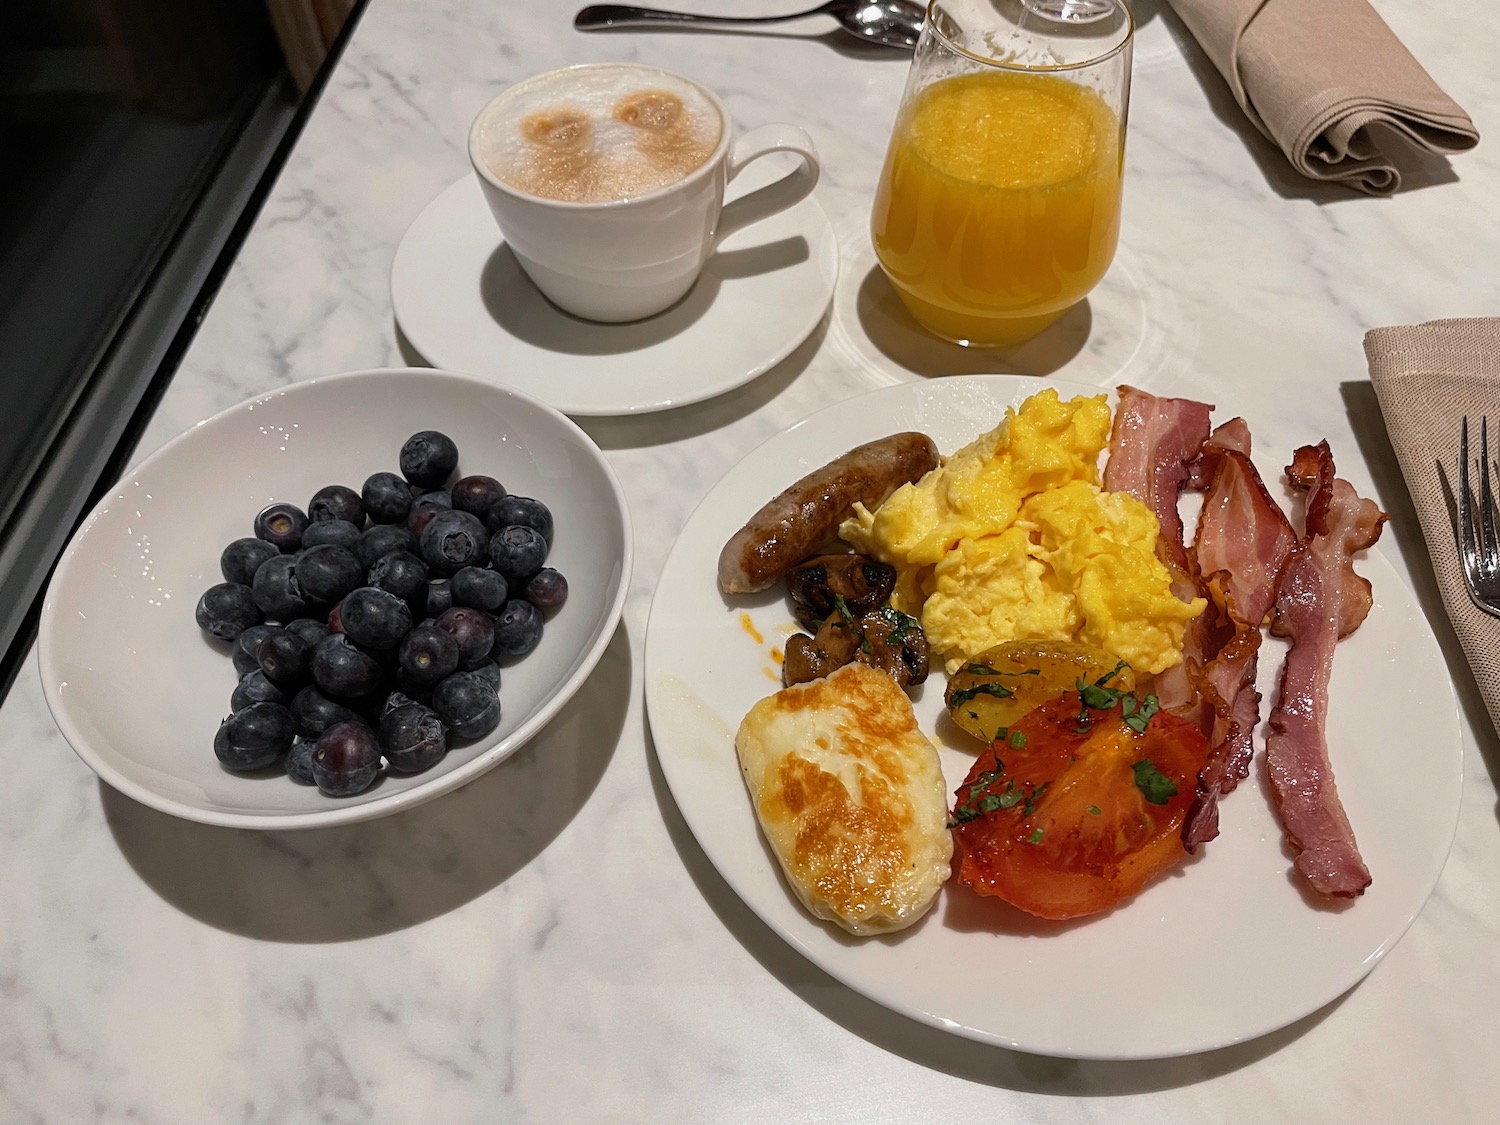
5, 0, 1500, 1120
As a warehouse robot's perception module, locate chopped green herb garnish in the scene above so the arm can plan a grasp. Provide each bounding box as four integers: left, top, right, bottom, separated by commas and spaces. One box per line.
833, 593, 853, 621
1027, 828, 1045, 845
1132, 760, 1177, 805
963, 663, 1000, 676
950, 681, 1015, 708
1087, 805, 1102, 816
1022, 782, 1048, 817
878, 606, 920, 645
1124, 694, 1160, 734
1073, 662, 1159, 732
1008, 729, 1027, 750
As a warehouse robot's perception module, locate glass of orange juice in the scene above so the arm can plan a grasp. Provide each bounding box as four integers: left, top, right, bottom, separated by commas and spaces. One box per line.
871, 0, 1134, 348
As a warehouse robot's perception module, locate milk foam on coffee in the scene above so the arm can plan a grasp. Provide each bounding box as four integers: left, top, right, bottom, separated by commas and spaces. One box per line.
478, 65, 724, 204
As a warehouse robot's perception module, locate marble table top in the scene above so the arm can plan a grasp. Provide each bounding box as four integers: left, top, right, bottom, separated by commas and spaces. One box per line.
4, 0, 1499, 1120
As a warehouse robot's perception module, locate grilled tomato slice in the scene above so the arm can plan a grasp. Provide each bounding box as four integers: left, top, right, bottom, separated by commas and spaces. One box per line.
944, 640, 1135, 746
951, 688, 1210, 920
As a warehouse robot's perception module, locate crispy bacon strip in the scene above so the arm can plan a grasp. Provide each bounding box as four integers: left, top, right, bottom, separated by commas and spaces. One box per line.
1104, 385, 1213, 578
1264, 442, 1386, 897
1179, 420, 1297, 849
1196, 421, 1299, 629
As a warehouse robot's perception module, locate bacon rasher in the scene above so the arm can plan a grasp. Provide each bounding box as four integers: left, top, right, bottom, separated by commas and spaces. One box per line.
1104, 392, 1304, 850
1103, 386, 1213, 580
1264, 442, 1387, 897
1180, 421, 1298, 849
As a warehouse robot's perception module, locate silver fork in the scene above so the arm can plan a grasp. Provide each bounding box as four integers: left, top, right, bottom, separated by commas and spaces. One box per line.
1458, 416, 1500, 616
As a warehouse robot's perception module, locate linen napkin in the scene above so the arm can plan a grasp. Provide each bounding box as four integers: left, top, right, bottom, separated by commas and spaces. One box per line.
1366, 318, 1500, 738
1167, 0, 1479, 195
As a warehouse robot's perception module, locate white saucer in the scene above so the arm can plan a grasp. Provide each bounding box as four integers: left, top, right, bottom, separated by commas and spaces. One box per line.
391, 173, 839, 416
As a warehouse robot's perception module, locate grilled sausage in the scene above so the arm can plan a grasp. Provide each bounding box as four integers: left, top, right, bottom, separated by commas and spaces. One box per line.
717, 432, 939, 594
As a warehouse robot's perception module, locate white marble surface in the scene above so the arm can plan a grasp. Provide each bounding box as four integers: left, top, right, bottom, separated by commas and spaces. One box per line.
4, 0, 1500, 1120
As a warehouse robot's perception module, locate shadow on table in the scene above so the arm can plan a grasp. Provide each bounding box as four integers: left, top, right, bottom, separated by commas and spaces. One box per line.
1341, 380, 1500, 796
395, 300, 828, 453
101, 625, 632, 943
644, 717, 1341, 1093
1141, 0, 1459, 201
477, 235, 810, 356
854, 265, 1092, 377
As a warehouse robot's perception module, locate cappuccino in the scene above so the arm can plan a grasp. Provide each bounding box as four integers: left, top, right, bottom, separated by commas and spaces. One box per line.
476, 64, 723, 204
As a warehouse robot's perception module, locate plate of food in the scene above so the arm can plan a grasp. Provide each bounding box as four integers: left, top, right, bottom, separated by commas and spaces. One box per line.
643, 374, 1462, 1059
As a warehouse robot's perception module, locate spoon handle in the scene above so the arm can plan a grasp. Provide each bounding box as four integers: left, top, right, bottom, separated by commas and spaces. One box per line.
574, 3, 826, 29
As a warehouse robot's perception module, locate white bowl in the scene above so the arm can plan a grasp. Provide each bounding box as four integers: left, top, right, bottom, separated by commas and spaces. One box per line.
38, 367, 632, 829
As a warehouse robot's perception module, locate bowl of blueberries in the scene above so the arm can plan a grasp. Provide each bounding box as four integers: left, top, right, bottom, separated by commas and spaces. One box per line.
38, 367, 631, 828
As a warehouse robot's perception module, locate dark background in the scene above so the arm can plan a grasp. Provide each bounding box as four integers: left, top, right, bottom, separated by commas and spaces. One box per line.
0, 0, 365, 699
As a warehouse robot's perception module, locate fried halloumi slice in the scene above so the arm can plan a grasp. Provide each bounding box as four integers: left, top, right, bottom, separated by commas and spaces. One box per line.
734, 662, 952, 936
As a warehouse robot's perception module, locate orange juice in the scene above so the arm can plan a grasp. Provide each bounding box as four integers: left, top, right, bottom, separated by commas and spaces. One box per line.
871, 70, 1124, 347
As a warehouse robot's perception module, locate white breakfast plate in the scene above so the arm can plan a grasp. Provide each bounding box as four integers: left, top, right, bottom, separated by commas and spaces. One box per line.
390, 172, 839, 416
39, 368, 632, 830
643, 374, 1463, 1060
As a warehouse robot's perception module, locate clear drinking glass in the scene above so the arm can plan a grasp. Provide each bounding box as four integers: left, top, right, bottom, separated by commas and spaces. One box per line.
870, 0, 1134, 348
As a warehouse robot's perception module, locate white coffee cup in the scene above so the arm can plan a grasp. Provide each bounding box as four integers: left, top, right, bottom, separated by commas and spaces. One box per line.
468, 63, 820, 323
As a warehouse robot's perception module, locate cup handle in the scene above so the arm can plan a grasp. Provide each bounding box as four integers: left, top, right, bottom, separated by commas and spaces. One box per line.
717, 123, 821, 242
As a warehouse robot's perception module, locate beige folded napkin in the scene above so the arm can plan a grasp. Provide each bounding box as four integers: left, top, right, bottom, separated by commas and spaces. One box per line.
1168, 0, 1479, 194
1367, 318, 1500, 738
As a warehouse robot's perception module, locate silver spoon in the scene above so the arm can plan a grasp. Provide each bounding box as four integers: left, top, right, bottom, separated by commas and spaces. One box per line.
574, 0, 927, 50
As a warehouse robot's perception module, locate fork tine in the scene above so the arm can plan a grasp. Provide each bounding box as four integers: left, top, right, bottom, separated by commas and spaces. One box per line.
1459, 416, 1473, 555
1482, 418, 1498, 576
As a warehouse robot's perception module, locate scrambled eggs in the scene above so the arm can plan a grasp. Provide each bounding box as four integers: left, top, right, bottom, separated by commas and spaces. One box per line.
840, 389, 1204, 675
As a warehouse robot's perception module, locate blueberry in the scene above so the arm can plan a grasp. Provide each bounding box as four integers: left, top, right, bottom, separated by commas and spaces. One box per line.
221, 537, 280, 586
420, 510, 489, 575
285, 739, 318, 785
486, 495, 553, 542
469, 659, 502, 692
301, 519, 362, 550
286, 617, 331, 648
232, 669, 289, 711
297, 543, 364, 604
435, 606, 494, 665
408, 490, 453, 538
232, 623, 278, 675
367, 550, 429, 611
340, 587, 413, 650
196, 582, 262, 640
400, 430, 460, 489
525, 568, 569, 610
362, 472, 413, 525
382, 690, 419, 716
310, 633, 384, 698
354, 524, 416, 571
450, 566, 507, 612
488, 525, 547, 581
426, 578, 453, 617
379, 702, 449, 774
290, 684, 362, 739
432, 671, 501, 739
397, 623, 460, 686
312, 720, 382, 797
308, 484, 364, 525
257, 628, 311, 686
254, 502, 309, 552
493, 599, 544, 658
250, 554, 306, 621
452, 475, 506, 516
408, 506, 440, 539
214, 702, 295, 771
